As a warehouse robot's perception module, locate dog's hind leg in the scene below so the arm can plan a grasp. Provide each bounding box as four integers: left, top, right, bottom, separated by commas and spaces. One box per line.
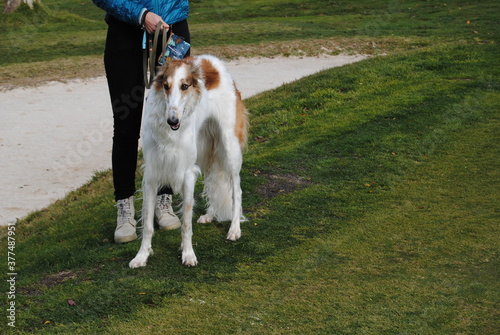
129, 182, 156, 268
198, 160, 233, 225
197, 210, 214, 224
200, 130, 244, 240
197, 167, 217, 224
224, 136, 244, 241
227, 171, 243, 241
181, 167, 199, 266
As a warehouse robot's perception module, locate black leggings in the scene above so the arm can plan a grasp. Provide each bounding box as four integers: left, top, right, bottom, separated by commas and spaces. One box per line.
104, 16, 190, 201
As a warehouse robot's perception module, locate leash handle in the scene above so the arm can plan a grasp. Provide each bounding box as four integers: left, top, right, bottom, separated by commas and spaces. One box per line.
143, 22, 168, 89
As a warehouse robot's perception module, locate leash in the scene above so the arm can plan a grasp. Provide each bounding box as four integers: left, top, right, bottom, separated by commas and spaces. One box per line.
143, 22, 168, 89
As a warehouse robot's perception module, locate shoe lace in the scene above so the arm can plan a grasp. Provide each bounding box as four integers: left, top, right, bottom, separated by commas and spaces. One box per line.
157, 194, 175, 217
116, 199, 134, 226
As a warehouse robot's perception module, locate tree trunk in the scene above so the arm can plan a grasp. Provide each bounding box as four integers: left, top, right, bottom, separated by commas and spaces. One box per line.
4, 0, 41, 13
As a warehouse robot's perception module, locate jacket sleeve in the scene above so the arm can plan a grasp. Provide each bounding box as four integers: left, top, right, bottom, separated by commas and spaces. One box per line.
92, 0, 146, 26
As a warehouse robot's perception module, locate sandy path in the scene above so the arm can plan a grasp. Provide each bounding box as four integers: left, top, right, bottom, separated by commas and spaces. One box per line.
0, 54, 367, 225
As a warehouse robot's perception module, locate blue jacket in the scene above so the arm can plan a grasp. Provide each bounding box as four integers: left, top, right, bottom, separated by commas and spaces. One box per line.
92, 0, 189, 26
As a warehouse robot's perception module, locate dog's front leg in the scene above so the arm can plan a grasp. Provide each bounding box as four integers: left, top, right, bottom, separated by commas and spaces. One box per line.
129, 182, 156, 268
181, 168, 198, 266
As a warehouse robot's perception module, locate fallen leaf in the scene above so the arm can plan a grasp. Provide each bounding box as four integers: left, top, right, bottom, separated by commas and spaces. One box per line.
68, 299, 77, 306
466, 20, 470, 24
43, 320, 51, 324
254, 136, 267, 143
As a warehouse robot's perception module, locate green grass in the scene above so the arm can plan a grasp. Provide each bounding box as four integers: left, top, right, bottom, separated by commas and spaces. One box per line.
1, 0, 499, 333
1, 0, 499, 88
1, 0, 499, 65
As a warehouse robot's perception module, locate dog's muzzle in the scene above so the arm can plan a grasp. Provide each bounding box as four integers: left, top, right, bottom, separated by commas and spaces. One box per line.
167, 117, 180, 131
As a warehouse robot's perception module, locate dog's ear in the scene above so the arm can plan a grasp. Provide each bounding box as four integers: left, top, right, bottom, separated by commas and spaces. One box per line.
182, 58, 201, 87
191, 64, 201, 87
199, 59, 220, 90
153, 64, 168, 90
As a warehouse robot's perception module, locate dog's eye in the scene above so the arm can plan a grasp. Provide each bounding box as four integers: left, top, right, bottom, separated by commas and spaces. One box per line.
181, 84, 190, 91
163, 83, 169, 91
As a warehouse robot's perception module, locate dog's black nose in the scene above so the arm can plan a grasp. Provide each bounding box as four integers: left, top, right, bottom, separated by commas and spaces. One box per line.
167, 117, 179, 126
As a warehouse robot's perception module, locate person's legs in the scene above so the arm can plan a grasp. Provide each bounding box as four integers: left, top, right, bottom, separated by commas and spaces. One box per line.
104, 17, 145, 242
104, 17, 145, 202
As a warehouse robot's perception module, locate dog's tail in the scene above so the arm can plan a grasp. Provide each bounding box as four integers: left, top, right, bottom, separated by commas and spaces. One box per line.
234, 85, 249, 151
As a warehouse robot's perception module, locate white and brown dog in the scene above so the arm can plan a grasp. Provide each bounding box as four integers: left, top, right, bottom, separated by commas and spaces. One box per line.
129, 55, 248, 268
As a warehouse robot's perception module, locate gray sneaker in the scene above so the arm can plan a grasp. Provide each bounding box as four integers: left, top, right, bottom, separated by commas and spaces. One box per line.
114, 196, 137, 243
155, 194, 181, 230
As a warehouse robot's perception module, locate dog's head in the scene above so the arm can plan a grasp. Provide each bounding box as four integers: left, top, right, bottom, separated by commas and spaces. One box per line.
153, 58, 201, 131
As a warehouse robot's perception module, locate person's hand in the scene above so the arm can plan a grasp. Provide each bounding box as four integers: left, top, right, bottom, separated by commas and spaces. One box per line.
143, 12, 169, 34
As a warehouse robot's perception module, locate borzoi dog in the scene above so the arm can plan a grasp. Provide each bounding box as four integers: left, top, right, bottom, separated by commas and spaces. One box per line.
129, 55, 248, 268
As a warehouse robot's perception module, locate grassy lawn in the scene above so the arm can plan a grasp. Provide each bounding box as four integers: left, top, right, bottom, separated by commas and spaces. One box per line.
1, 0, 498, 88
1, 0, 499, 333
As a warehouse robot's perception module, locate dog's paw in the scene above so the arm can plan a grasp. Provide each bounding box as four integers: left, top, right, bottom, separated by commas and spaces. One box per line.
197, 214, 213, 224
129, 253, 149, 269
182, 251, 198, 267
226, 228, 241, 241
